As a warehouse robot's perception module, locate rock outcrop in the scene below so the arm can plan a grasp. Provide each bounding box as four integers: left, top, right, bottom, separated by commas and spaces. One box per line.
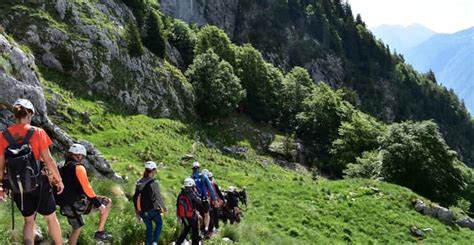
1, 0, 195, 120
0, 33, 120, 180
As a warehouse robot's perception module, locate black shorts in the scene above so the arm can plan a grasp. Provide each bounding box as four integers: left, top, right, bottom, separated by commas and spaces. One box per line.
12, 177, 56, 217
198, 200, 210, 214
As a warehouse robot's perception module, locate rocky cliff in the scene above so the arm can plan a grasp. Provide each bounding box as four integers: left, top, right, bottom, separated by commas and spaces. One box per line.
0, 0, 195, 120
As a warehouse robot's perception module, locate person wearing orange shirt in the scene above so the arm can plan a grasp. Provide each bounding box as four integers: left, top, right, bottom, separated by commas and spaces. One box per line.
56, 143, 113, 244
0, 99, 64, 245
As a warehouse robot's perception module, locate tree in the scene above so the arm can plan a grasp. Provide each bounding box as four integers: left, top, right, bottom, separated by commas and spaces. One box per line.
186, 50, 245, 119
143, 11, 166, 58
167, 20, 197, 67
379, 121, 465, 206
280, 66, 314, 129
127, 20, 144, 57
330, 112, 385, 177
296, 83, 354, 165
195, 25, 236, 66
235, 44, 284, 122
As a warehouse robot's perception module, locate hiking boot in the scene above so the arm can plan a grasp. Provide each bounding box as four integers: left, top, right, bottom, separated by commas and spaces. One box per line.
94, 231, 113, 241
203, 230, 212, 239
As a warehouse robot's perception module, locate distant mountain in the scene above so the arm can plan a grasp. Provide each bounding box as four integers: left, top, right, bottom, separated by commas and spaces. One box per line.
371, 23, 436, 54
405, 27, 474, 112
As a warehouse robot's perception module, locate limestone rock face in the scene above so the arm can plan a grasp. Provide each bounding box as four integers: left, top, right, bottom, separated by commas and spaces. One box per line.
1, 0, 195, 120
0, 34, 120, 180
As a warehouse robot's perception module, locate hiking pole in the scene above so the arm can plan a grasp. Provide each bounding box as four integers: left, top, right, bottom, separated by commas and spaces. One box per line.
11, 194, 15, 230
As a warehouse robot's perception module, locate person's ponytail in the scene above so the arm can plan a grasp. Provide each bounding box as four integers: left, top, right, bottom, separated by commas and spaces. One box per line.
12, 105, 29, 119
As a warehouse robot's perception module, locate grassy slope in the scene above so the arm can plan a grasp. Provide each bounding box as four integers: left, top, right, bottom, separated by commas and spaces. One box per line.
2, 81, 474, 244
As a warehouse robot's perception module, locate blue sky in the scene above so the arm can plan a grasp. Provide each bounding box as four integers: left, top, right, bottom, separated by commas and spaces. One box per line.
348, 0, 474, 33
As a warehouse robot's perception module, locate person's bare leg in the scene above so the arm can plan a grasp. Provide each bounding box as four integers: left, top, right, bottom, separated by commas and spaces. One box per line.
43, 212, 63, 245
69, 228, 82, 245
23, 215, 36, 245
97, 200, 112, 232
204, 212, 210, 231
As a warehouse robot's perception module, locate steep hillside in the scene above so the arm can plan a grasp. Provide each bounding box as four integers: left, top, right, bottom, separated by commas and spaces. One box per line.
370, 23, 436, 54
160, 0, 474, 167
405, 27, 474, 112
1, 83, 473, 243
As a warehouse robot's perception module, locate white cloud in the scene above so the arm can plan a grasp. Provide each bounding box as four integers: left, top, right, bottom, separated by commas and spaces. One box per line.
348, 0, 474, 33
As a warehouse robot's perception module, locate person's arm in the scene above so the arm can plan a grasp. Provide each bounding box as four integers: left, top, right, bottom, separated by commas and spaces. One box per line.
189, 190, 203, 206
40, 149, 64, 194
204, 176, 216, 201
151, 182, 167, 211
75, 165, 96, 198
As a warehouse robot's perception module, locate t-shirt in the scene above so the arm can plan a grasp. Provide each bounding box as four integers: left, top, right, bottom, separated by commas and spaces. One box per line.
0, 124, 53, 161
75, 164, 96, 198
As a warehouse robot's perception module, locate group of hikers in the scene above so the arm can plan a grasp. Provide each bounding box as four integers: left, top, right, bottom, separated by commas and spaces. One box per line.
0, 99, 246, 245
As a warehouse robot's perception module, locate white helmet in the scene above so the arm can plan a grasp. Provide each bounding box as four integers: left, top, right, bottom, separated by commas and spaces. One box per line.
201, 169, 210, 176
192, 161, 200, 168
184, 178, 195, 187
68, 143, 87, 156
13, 99, 35, 114
228, 186, 236, 192
208, 172, 214, 178
144, 161, 157, 170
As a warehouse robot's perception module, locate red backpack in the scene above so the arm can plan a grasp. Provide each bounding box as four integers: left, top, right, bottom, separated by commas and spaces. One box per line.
176, 191, 194, 218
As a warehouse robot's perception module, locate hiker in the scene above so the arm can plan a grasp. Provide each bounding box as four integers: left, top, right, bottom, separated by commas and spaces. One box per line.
239, 187, 247, 208
190, 162, 217, 238
133, 161, 167, 245
55, 143, 113, 243
207, 171, 225, 233
0, 99, 64, 245
176, 178, 202, 245
222, 186, 241, 225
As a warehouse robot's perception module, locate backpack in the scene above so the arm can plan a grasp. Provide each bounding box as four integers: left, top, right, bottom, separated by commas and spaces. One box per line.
191, 173, 206, 199
3, 128, 41, 211
176, 191, 194, 218
133, 179, 154, 212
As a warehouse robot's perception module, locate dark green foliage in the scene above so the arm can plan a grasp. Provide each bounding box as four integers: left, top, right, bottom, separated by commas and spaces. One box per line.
330, 112, 385, 177
186, 50, 245, 120
296, 83, 354, 165
280, 66, 315, 129
126, 20, 144, 57
122, 0, 149, 26
235, 44, 284, 122
195, 25, 236, 66
143, 11, 166, 58
166, 19, 197, 67
379, 121, 465, 206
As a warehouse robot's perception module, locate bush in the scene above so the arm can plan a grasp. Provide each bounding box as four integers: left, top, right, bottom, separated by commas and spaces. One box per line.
380, 121, 465, 206
343, 151, 382, 179
186, 50, 245, 119
330, 112, 385, 176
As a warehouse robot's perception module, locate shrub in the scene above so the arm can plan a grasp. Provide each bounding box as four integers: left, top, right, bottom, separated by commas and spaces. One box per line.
343, 151, 382, 179
167, 20, 196, 67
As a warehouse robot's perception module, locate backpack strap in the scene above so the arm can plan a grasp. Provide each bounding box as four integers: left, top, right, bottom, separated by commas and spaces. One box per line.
2, 130, 16, 146
22, 128, 35, 144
